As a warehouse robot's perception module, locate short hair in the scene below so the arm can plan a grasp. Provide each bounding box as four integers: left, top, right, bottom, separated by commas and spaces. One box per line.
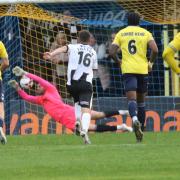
127, 12, 140, 26
78, 30, 91, 43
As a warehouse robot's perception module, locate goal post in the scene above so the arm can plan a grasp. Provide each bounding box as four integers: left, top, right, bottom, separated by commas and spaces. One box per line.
0, 0, 111, 4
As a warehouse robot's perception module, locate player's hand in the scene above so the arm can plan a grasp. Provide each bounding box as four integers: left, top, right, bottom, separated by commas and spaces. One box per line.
148, 61, 154, 72
8, 80, 19, 89
43, 52, 52, 60
118, 59, 122, 66
12, 66, 26, 76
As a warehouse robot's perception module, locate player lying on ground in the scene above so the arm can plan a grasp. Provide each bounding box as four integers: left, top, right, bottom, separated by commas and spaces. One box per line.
8, 67, 132, 138
163, 32, 180, 74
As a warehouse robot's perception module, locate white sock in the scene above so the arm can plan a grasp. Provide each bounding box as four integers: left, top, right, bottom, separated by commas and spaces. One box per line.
117, 124, 124, 130
117, 124, 133, 132
132, 116, 138, 123
81, 113, 91, 133
74, 103, 81, 121
117, 123, 128, 130
118, 110, 129, 115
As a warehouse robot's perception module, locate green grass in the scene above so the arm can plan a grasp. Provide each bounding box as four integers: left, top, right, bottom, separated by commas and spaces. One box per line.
0, 132, 180, 180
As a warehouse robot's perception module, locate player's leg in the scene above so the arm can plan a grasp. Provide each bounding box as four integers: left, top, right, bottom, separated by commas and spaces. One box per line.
90, 109, 129, 120
137, 90, 146, 132
0, 82, 7, 144
123, 74, 143, 142
69, 80, 93, 144
67, 83, 81, 135
80, 106, 91, 144
74, 101, 81, 135
79, 85, 93, 144
88, 124, 132, 132
137, 93, 146, 131
137, 75, 148, 132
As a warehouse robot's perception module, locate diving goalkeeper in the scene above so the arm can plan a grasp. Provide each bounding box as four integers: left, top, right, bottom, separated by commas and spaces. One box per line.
8, 67, 132, 142
163, 32, 180, 74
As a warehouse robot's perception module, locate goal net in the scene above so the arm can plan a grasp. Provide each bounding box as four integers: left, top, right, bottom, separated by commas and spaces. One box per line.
0, 1, 179, 135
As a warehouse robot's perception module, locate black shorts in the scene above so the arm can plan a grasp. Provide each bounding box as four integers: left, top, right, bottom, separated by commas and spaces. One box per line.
0, 81, 4, 102
123, 74, 148, 93
67, 80, 93, 108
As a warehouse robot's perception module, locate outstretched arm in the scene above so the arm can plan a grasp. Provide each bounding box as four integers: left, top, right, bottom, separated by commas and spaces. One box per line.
26, 73, 55, 90
18, 89, 41, 105
12, 66, 55, 90
8, 80, 41, 105
43, 46, 68, 60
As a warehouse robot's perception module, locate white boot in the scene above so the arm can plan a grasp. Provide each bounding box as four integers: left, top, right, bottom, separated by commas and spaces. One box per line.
122, 124, 133, 132
117, 124, 133, 132
80, 130, 91, 145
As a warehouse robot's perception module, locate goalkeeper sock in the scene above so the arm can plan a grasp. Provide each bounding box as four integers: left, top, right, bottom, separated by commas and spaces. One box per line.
104, 110, 128, 117
96, 125, 117, 132
104, 110, 119, 117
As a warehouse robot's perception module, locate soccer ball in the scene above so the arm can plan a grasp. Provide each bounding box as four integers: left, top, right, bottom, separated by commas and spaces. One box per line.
20, 75, 33, 89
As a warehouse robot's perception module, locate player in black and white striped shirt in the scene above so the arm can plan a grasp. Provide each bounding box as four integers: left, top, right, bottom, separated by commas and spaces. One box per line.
44, 30, 97, 144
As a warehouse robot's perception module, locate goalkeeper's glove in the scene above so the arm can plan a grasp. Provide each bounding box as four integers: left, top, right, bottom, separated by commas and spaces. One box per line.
8, 80, 19, 89
12, 66, 26, 76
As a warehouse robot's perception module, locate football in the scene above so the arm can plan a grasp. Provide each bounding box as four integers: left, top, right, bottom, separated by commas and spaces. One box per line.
20, 75, 34, 89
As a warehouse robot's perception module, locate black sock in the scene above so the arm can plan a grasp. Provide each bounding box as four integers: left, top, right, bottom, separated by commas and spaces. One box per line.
96, 125, 117, 132
138, 103, 146, 131
104, 111, 119, 117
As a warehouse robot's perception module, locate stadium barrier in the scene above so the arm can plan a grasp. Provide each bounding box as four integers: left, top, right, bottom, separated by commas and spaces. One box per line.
6, 97, 180, 135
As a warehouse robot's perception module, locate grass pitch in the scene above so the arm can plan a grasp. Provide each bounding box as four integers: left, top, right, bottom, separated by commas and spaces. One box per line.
0, 132, 180, 180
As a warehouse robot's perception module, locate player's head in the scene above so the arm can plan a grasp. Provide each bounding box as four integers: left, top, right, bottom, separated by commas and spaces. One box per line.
127, 12, 140, 26
55, 32, 67, 46
35, 83, 45, 95
89, 33, 96, 47
78, 30, 91, 44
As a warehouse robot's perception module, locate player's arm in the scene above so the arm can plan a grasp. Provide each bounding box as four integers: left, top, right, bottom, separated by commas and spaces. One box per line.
109, 33, 122, 64
109, 44, 121, 63
12, 66, 55, 90
43, 45, 68, 60
26, 73, 55, 90
0, 42, 9, 72
92, 51, 98, 75
147, 40, 158, 72
148, 40, 158, 63
162, 34, 180, 74
8, 80, 41, 105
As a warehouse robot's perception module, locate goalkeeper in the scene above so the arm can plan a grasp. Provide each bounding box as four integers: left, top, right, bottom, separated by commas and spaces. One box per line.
162, 32, 180, 74
9, 67, 132, 140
